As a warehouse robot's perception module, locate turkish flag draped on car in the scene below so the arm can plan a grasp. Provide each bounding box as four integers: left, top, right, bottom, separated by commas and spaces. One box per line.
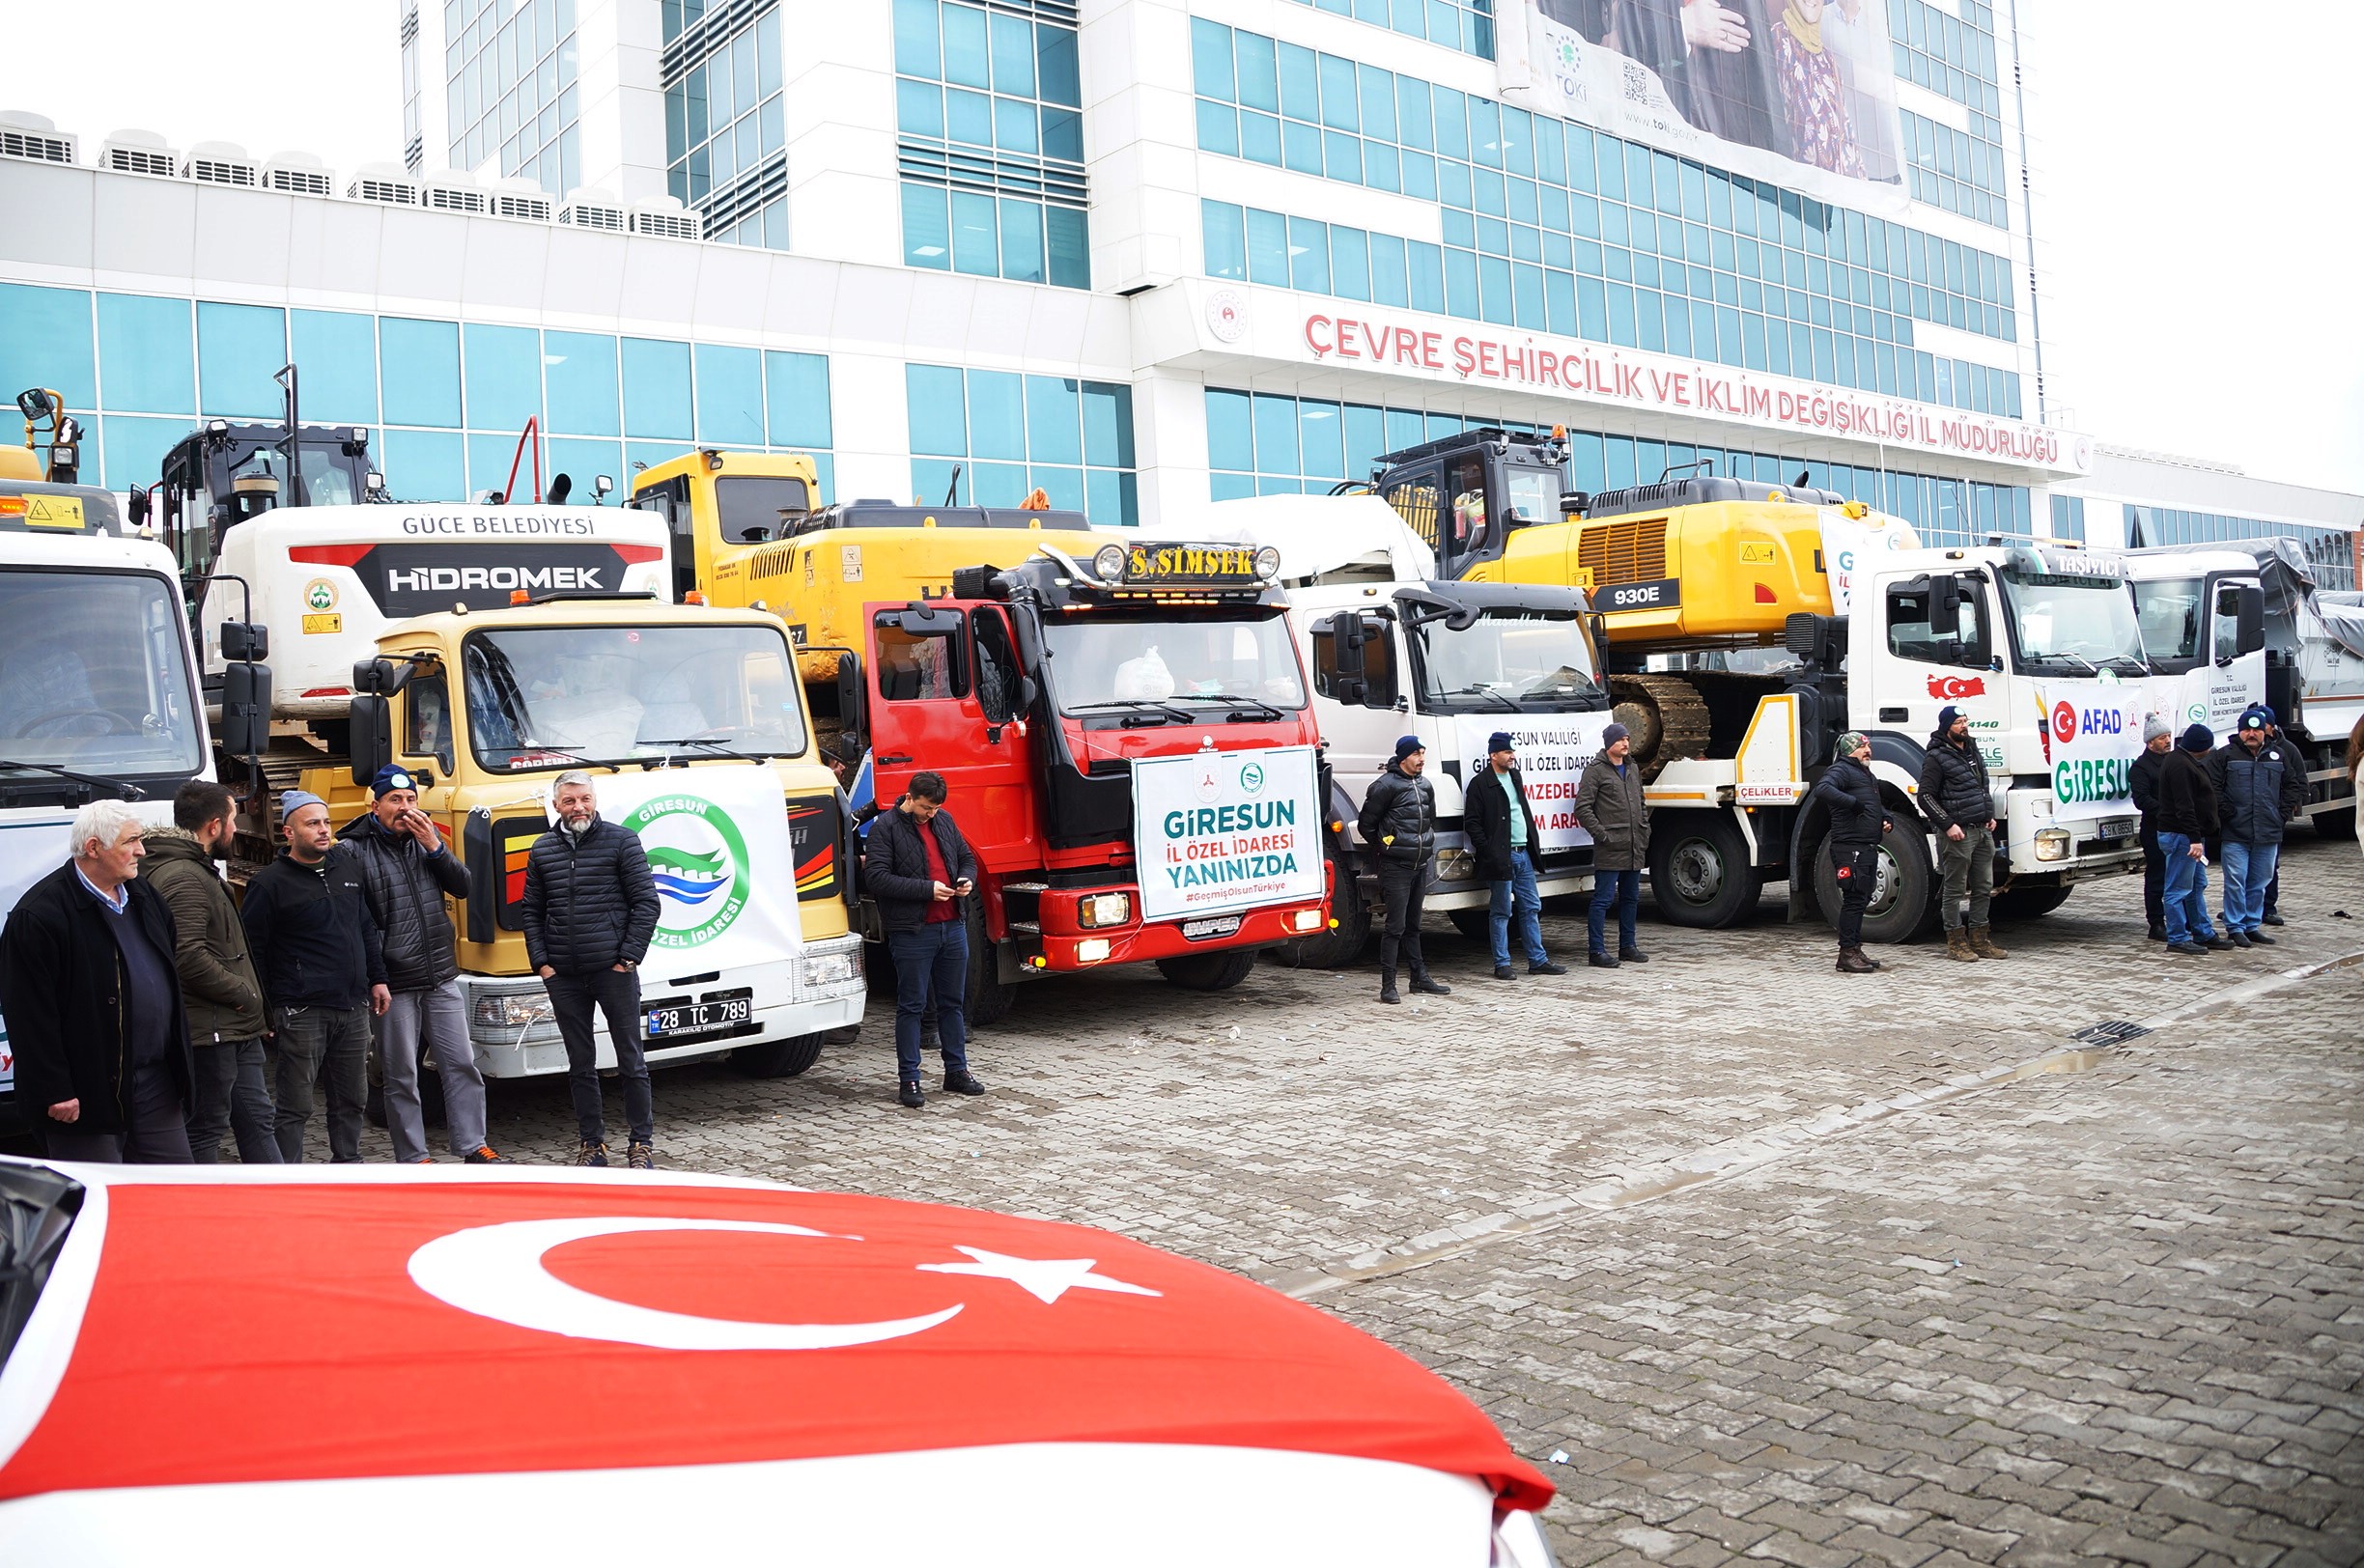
0, 1177, 1549, 1515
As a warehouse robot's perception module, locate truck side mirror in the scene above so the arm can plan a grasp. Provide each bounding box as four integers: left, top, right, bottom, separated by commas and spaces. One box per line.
835, 650, 869, 750
127, 486, 152, 527
896, 604, 960, 636
1962, 608, 1992, 671
220, 620, 267, 662
1327, 611, 1367, 677
220, 661, 272, 760
349, 693, 393, 787
2234, 585, 2265, 658
594, 474, 614, 502
1930, 573, 1961, 628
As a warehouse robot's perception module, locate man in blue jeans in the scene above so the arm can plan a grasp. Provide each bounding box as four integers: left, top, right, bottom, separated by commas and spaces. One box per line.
1462, 731, 1564, 980
863, 771, 985, 1109
2207, 708, 2305, 948
2154, 724, 2233, 957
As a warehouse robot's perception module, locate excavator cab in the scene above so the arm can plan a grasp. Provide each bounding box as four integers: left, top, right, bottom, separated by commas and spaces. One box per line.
1366, 428, 1571, 579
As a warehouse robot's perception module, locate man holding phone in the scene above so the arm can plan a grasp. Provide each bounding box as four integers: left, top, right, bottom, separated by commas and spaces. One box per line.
341, 765, 501, 1164
862, 771, 985, 1108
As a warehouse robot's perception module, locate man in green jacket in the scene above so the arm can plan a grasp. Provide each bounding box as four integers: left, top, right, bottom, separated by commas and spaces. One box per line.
142, 781, 280, 1163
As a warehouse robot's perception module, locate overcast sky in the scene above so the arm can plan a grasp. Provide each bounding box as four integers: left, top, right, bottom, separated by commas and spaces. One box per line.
3, 1, 2357, 495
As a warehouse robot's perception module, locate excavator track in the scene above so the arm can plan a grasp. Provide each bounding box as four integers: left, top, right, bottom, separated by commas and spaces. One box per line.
1609, 674, 1712, 781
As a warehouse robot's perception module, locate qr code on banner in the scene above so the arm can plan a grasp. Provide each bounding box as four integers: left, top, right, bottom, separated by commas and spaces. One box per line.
1620, 60, 1652, 104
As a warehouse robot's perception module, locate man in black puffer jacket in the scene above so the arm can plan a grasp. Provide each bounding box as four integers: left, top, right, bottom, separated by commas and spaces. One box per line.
340, 765, 497, 1164
1356, 736, 1446, 1005
521, 770, 662, 1167
1917, 705, 2003, 963
2206, 707, 2306, 947
862, 770, 984, 1109
1808, 731, 1892, 974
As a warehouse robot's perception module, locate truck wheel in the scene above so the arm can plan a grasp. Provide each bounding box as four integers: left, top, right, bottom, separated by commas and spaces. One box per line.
1649, 816, 1758, 928
1156, 949, 1259, 991
1446, 907, 1492, 941
965, 901, 1017, 1027
1268, 844, 1369, 968
729, 1033, 826, 1078
1989, 883, 2071, 921
1812, 820, 1938, 945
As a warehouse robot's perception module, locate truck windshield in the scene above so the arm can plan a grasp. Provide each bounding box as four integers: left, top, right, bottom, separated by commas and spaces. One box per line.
1412, 610, 1601, 710
2001, 573, 2148, 674
2131, 576, 2205, 664
0, 568, 204, 782
464, 623, 808, 770
716, 476, 813, 544
1043, 610, 1307, 714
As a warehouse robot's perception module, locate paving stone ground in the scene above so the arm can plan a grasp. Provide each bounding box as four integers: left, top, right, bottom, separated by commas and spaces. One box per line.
380, 833, 2362, 1561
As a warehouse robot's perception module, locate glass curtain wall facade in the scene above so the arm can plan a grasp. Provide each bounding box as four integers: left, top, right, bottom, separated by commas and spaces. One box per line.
1890, 0, 2010, 228
444, 0, 580, 197
0, 283, 834, 503
1191, 20, 2024, 418
893, 0, 1090, 289
2125, 506, 2358, 591
1204, 386, 2032, 546
907, 365, 1138, 524
663, 2, 789, 248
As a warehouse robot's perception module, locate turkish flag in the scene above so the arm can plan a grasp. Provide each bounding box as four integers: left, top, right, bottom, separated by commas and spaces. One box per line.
0, 1178, 1550, 1514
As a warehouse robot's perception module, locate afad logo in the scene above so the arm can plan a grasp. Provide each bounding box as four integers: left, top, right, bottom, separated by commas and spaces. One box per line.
1928, 674, 1985, 700
624, 795, 751, 949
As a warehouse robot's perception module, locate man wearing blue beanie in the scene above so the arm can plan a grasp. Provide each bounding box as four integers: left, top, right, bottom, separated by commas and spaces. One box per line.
1356, 735, 1447, 1004
2155, 724, 2230, 956
1463, 731, 1563, 980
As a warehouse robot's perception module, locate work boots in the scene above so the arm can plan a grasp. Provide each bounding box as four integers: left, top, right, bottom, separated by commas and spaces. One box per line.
1836, 946, 1879, 974
1409, 971, 1452, 995
1967, 925, 2009, 960
1379, 969, 1401, 1005
1945, 928, 1979, 962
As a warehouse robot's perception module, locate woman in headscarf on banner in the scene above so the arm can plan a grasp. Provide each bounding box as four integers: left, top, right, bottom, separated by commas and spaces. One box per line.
1769, 0, 1868, 176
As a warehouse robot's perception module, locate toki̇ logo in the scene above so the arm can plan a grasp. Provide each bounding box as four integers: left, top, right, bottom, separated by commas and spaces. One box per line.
1928, 674, 1985, 700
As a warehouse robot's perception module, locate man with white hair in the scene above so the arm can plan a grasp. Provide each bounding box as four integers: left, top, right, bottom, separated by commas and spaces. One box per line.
0, 798, 195, 1162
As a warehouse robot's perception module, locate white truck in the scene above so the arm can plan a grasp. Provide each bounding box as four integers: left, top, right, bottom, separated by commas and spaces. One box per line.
1201, 495, 1613, 964
188, 500, 865, 1087
2128, 539, 2362, 836
0, 481, 216, 1135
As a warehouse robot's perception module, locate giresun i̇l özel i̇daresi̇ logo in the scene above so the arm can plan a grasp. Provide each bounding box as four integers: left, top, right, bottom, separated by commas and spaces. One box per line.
623, 795, 752, 948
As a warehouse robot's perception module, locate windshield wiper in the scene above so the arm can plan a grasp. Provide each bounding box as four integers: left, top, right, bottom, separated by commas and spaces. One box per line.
2029, 651, 2099, 675
1204, 697, 1286, 721
2099, 655, 2151, 676
641, 737, 774, 763
1067, 699, 1194, 726
0, 758, 146, 801
1439, 684, 1520, 713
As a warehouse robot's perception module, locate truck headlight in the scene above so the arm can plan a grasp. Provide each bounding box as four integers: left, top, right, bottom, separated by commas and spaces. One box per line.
2034, 827, 2070, 862
802, 949, 861, 989
1077, 891, 1132, 928
1253, 545, 1282, 580
472, 991, 551, 1028
1434, 849, 1475, 882
1288, 908, 1324, 932
1093, 544, 1126, 582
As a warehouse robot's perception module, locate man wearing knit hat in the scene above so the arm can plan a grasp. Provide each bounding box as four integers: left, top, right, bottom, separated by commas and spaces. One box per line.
1463, 731, 1563, 980
1356, 735, 1447, 1004
2208, 707, 2305, 947
2155, 724, 2232, 956
2128, 714, 2175, 941
1573, 722, 1650, 967
1918, 704, 2004, 961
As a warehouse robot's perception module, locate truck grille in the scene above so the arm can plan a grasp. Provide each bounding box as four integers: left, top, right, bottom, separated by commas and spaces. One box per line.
1576, 518, 1667, 585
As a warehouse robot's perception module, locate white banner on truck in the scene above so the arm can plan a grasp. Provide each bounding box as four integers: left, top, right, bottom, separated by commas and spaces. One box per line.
555, 768, 802, 975
1450, 715, 1618, 851
2036, 684, 2145, 825
1135, 746, 1324, 924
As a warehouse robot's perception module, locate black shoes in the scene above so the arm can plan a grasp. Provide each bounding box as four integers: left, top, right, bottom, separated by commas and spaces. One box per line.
1529, 961, 1568, 975
1493, 965, 1515, 981
626, 1140, 656, 1170
2227, 930, 2252, 948
464, 1145, 507, 1164
1588, 951, 1618, 968
1378, 974, 1401, 1004
1410, 974, 1452, 995
575, 1140, 609, 1167
2166, 939, 2209, 956
2248, 931, 2276, 945
944, 1069, 986, 1096
2263, 912, 2286, 926
1618, 947, 1649, 964
2146, 922, 2166, 941
2204, 938, 2236, 951
898, 1080, 925, 1108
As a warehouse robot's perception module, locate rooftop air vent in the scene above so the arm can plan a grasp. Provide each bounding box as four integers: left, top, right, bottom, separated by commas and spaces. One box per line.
183, 139, 260, 187
420, 168, 487, 214
485, 176, 553, 222
98, 127, 179, 179
557, 185, 629, 232
0, 109, 75, 165
263, 150, 333, 197
347, 160, 421, 205
629, 195, 702, 241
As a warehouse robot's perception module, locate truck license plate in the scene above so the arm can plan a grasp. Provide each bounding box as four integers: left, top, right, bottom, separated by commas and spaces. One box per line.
643, 992, 752, 1041
1180, 913, 1244, 941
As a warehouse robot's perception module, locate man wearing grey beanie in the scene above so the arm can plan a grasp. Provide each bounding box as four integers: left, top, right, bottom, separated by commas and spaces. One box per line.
2128, 714, 2175, 940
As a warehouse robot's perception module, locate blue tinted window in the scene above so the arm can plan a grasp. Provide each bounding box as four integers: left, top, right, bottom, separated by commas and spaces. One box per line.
941, 4, 989, 88
380, 317, 461, 428
95, 414, 170, 490
380, 427, 465, 501
1252, 392, 1299, 476
546, 438, 623, 501
97, 294, 194, 415
1083, 381, 1134, 468
468, 432, 549, 498
0, 285, 96, 412
951, 191, 999, 275
543, 331, 618, 436
1046, 207, 1090, 290
1299, 400, 1344, 480
1288, 217, 1331, 294
1026, 375, 1082, 465
898, 79, 944, 137
907, 364, 967, 457
1203, 200, 1247, 279
1235, 32, 1278, 111
197, 302, 288, 420
766, 351, 831, 449
463, 323, 541, 434
968, 369, 1025, 461
989, 12, 1034, 95
1332, 226, 1370, 301
1036, 23, 1081, 106
620, 338, 692, 439
1278, 42, 1319, 121
1193, 18, 1235, 98
902, 183, 951, 268
1247, 208, 1288, 287
999, 198, 1045, 285
1205, 388, 1254, 471
1370, 233, 1408, 306
893, 0, 939, 76
694, 344, 764, 445
289, 310, 378, 425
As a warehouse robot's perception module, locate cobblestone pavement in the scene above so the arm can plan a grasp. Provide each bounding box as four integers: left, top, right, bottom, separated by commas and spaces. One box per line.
388, 835, 2360, 1561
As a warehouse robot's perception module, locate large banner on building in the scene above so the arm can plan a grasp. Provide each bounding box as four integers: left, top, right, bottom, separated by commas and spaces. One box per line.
1135, 745, 1324, 923
1501, 0, 1908, 215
